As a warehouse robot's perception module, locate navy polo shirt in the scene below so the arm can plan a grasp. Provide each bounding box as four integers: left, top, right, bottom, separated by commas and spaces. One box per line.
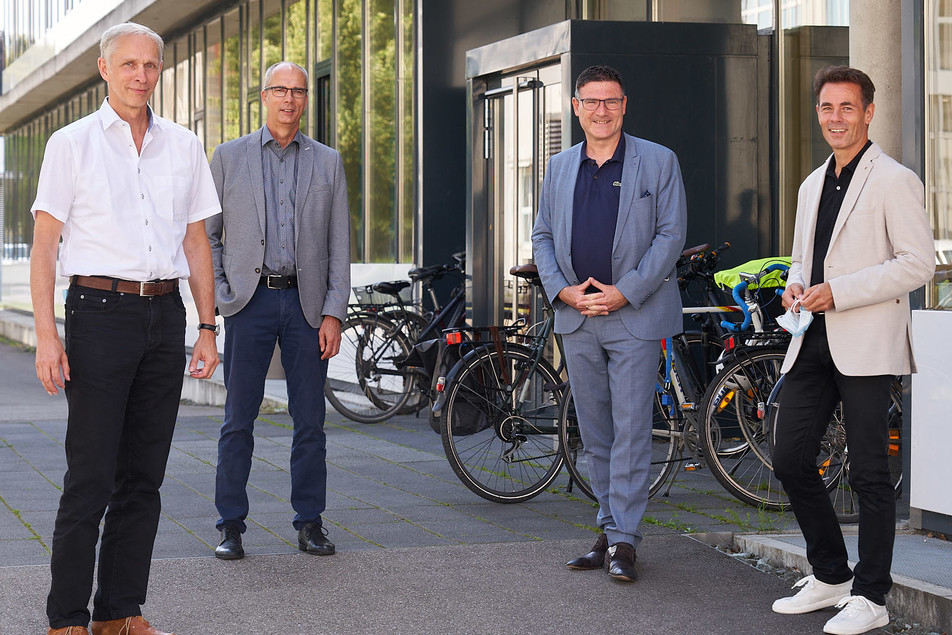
572, 136, 625, 290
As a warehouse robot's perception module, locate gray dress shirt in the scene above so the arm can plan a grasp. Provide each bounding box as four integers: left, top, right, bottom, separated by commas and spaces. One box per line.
261, 127, 303, 276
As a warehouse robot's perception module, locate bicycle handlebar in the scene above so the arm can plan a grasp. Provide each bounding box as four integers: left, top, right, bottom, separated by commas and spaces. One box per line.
719, 263, 790, 333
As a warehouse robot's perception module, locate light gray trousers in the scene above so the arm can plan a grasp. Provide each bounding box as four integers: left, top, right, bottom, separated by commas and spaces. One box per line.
562, 312, 659, 548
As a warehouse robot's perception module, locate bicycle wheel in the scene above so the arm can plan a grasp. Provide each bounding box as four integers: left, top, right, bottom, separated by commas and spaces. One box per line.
557, 376, 679, 503
557, 386, 595, 500
766, 376, 903, 523
441, 344, 564, 503
699, 347, 789, 509
324, 314, 415, 423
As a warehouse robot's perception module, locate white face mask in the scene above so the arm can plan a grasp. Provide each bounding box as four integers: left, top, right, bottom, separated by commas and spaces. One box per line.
776, 299, 813, 337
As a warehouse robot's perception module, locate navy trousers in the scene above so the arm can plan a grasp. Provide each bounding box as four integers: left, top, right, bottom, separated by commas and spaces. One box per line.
772, 316, 895, 605
48, 285, 185, 628
216, 285, 328, 532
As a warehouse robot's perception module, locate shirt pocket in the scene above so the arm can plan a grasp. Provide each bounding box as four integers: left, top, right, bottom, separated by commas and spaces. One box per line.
151, 175, 192, 222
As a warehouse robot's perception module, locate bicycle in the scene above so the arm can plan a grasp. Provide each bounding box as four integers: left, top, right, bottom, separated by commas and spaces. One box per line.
435, 263, 567, 503
324, 253, 467, 423
559, 260, 792, 503
759, 374, 904, 523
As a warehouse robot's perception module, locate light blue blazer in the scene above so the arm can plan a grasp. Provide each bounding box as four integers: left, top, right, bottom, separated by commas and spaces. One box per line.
531, 133, 687, 339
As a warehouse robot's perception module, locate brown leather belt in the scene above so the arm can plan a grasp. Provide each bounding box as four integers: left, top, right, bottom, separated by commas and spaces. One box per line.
71, 275, 178, 296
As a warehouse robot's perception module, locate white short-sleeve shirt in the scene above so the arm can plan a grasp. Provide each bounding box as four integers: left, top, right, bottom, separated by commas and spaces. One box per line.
31, 99, 222, 281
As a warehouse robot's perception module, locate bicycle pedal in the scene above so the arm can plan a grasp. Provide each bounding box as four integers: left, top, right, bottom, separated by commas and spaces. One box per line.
684, 462, 701, 471
680, 403, 696, 412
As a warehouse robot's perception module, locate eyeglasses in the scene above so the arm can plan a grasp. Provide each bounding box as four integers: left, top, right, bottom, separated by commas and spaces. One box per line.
265, 86, 308, 99
576, 97, 624, 111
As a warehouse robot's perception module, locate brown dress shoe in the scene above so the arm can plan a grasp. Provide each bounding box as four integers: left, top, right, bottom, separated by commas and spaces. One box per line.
48, 627, 91, 635
566, 533, 608, 569
90, 616, 174, 635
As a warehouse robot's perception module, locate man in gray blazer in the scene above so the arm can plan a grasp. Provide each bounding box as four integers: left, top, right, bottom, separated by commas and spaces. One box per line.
206, 61, 351, 560
531, 65, 686, 582
770, 66, 934, 635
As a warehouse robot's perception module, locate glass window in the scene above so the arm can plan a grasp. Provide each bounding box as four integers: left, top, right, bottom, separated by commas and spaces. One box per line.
175, 38, 190, 126
338, 0, 364, 261
206, 18, 224, 156
927, 1, 952, 308
223, 7, 242, 141
262, 0, 282, 70
367, 0, 397, 262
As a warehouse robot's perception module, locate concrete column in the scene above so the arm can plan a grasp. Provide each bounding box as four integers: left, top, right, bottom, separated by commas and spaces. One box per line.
850, 0, 903, 158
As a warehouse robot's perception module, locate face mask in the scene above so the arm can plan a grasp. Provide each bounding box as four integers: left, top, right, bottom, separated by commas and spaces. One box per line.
776, 299, 813, 337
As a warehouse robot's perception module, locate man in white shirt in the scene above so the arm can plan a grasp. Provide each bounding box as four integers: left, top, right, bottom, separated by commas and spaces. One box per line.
30, 22, 220, 635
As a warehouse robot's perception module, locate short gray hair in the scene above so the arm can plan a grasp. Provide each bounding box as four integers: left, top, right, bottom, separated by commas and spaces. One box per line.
100, 22, 164, 64
264, 61, 308, 88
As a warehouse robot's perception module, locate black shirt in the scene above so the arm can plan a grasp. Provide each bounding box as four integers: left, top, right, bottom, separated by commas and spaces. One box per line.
571, 135, 625, 289
810, 139, 873, 286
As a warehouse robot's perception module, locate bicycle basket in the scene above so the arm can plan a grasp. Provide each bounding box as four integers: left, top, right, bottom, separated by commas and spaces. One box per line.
352, 282, 413, 308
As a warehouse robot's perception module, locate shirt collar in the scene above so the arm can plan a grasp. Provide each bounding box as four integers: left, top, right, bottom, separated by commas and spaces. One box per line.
261, 125, 303, 148
826, 139, 872, 179
99, 97, 155, 132
580, 134, 626, 166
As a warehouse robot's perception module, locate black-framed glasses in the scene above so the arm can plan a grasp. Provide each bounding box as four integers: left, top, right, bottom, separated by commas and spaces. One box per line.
576, 97, 624, 111
265, 86, 308, 99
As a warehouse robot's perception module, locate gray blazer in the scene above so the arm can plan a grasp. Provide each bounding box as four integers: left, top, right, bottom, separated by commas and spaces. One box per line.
206, 127, 351, 327
531, 133, 687, 339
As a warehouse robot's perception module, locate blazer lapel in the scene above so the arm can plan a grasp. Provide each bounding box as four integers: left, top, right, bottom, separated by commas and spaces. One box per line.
828, 143, 878, 250
246, 128, 267, 236
295, 139, 314, 223
798, 161, 826, 286
613, 135, 640, 254
557, 144, 583, 284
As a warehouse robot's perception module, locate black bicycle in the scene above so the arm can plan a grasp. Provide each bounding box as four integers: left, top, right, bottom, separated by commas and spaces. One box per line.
324, 253, 467, 423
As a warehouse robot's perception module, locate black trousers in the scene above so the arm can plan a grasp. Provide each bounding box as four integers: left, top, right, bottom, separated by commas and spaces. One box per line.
772, 316, 895, 606
47, 285, 186, 628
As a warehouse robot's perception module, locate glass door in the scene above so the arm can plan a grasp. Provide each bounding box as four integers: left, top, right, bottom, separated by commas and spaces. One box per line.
482, 65, 562, 325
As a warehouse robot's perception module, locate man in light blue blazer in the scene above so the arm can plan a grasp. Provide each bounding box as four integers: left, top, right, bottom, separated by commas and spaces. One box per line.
206, 61, 350, 560
531, 65, 687, 582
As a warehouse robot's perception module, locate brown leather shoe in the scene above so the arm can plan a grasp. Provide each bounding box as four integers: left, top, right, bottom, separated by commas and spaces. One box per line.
566, 533, 608, 569
90, 616, 174, 635
48, 628, 90, 635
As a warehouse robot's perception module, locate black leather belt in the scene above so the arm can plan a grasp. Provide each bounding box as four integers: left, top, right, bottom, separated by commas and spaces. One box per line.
71, 275, 178, 296
260, 275, 298, 289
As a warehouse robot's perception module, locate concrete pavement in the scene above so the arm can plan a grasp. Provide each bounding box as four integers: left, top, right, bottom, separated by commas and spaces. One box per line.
0, 320, 949, 633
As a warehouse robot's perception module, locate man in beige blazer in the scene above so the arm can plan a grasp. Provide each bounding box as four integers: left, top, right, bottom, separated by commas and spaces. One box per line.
770, 66, 934, 635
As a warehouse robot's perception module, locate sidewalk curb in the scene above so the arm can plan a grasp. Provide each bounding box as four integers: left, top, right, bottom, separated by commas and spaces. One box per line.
734, 532, 952, 630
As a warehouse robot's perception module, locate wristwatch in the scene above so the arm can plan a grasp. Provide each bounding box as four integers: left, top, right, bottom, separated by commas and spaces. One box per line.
197, 322, 220, 336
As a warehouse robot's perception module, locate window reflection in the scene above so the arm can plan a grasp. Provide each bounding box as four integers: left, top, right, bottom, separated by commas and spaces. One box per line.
3, 0, 415, 269
928, 0, 952, 308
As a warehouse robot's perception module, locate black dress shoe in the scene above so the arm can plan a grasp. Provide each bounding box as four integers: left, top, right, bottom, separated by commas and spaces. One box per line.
566, 533, 608, 570
607, 542, 637, 582
298, 522, 335, 555
215, 525, 244, 560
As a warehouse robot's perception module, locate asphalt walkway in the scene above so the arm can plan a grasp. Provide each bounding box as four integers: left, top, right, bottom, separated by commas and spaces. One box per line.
0, 321, 948, 633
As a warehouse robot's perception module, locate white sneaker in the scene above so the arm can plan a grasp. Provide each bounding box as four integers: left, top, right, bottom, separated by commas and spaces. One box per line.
823, 595, 889, 635
771, 574, 853, 614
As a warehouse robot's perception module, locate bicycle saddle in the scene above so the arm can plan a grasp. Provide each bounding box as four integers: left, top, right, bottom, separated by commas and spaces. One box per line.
372, 280, 411, 296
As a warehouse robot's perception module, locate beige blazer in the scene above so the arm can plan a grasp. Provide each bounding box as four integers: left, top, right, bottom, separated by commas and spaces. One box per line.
782, 142, 935, 376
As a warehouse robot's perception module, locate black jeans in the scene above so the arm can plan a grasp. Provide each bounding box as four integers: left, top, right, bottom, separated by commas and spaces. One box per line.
772, 316, 895, 606
47, 284, 186, 628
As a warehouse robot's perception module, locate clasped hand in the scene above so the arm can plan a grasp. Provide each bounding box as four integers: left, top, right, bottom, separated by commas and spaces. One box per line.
559, 277, 629, 317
